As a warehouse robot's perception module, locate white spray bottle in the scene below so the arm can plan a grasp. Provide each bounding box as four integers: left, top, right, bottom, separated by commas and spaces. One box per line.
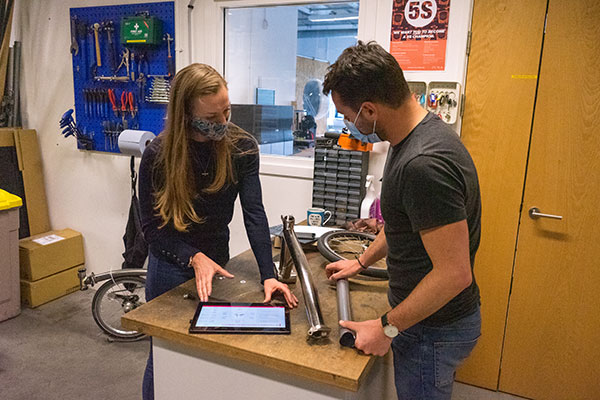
360, 175, 376, 219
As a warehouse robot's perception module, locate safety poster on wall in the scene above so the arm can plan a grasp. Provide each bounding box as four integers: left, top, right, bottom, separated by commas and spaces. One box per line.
390, 0, 450, 71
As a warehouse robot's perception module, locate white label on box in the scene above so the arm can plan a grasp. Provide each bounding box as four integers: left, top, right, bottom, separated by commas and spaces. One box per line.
32, 234, 65, 246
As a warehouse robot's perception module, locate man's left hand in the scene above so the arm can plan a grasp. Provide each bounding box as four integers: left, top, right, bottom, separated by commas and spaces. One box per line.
340, 319, 392, 356
263, 278, 298, 308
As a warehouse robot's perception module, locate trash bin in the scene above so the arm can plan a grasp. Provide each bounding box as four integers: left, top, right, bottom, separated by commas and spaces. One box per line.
0, 189, 22, 322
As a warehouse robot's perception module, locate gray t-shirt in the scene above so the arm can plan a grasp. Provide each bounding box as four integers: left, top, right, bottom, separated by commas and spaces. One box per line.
380, 112, 481, 326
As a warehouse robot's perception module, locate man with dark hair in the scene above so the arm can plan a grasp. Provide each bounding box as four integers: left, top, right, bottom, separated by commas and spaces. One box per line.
324, 41, 482, 400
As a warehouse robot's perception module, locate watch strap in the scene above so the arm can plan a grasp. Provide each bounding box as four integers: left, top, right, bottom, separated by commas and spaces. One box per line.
381, 312, 389, 327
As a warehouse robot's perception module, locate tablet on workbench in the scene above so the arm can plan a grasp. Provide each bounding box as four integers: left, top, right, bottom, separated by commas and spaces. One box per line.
189, 302, 291, 334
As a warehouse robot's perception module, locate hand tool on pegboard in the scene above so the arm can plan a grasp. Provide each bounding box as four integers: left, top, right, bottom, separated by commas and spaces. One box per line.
130, 51, 136, 81
92, 22, 102, 67
77, 21, 88, 78
104, 21, 117, 74
59, 109, 94, 150
70, 15, 79, 56
129, 92, 137, 118
120, 90, 127, 121
114, 48, 130, 81
87, 25, 97, 79
135, 52, 149, 101
108, 88, 118, 117
164, 33, 174, 77
146, 75, 170, 103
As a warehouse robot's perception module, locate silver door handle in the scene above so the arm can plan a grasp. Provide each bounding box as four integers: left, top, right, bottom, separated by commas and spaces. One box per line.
528, 207, 563, 220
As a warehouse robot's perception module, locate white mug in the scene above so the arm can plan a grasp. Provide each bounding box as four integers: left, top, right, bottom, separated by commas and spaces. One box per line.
307, 207, 332, 226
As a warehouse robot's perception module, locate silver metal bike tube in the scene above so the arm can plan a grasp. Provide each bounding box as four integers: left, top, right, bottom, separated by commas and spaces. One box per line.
336, 279, 356, 347
281, 215, 331, 339
92, 269, 147, 282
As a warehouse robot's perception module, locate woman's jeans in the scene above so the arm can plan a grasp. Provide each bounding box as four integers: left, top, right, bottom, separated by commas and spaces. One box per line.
142, 253, 195, 400
392, 305, 481, 400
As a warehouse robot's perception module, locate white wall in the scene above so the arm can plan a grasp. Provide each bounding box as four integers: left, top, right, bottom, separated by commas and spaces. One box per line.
13, 0, 472, 276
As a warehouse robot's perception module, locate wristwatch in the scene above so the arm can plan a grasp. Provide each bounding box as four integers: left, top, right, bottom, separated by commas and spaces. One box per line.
381, 313, 399, 338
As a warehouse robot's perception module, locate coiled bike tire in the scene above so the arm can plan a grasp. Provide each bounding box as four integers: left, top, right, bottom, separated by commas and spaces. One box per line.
91, 275, 146, 341
317, 230, 388, 279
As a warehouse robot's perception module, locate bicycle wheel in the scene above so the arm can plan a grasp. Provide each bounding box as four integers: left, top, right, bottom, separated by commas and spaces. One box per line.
91, 275, 146, 340
317, 230, 389, 279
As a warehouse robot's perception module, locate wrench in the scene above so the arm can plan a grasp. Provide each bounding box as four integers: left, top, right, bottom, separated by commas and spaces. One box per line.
164, 33, 174, 77
105, 21, 117, 73
70, 16, 79, 56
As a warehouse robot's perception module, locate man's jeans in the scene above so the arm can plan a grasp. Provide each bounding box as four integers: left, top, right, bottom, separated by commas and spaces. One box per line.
392, 305, 481, 400
142, 253, 195, 400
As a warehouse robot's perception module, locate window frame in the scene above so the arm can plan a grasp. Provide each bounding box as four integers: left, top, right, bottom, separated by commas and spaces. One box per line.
216, 0, 370, 178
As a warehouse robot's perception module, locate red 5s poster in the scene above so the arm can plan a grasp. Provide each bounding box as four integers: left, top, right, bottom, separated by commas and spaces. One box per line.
390, 0, 450, 71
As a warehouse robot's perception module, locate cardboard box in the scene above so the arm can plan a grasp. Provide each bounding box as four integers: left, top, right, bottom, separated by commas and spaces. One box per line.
20, 264, 81, 308
0, 128, 51, 238
19, 228, 84, 281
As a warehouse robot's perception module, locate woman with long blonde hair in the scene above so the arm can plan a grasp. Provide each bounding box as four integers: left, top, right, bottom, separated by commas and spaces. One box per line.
139, 63, 297, 400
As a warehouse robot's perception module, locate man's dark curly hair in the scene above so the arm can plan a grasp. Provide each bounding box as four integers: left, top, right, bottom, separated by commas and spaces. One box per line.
323, 41, 411, 111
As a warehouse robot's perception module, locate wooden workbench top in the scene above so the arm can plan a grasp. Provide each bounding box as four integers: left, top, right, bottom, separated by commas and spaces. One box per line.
122, 245, 390, 392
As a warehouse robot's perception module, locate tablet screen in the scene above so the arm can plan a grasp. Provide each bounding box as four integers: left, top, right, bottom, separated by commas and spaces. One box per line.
189, 302, 291, 334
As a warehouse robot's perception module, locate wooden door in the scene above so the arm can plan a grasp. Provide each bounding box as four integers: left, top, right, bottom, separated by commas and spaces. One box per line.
498, 1, 600, 398
457, 0, 547, 389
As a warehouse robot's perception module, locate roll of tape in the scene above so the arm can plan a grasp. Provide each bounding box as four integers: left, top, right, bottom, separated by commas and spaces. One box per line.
118, 129, 156, 157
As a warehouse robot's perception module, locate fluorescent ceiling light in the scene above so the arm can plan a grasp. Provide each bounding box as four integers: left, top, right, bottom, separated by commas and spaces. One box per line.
308, 15, 358, 23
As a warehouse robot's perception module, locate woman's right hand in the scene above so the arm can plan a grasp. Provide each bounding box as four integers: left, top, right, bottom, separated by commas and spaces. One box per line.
190, 252, 234, 301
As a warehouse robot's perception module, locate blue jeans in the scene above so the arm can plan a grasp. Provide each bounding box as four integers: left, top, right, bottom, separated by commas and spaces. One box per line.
391, 306, 481, 400
142, 253, 195, 400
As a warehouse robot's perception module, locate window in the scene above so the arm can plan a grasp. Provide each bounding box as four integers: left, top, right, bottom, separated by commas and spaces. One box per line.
224, 2, 359, 158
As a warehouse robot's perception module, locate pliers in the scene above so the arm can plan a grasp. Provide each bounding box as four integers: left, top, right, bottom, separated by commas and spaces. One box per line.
108, 88, 118, 117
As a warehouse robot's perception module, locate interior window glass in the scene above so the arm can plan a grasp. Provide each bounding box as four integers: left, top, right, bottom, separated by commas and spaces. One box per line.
224, 3, 359, 158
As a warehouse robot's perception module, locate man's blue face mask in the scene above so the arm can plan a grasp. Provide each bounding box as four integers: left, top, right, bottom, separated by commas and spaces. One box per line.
343, 104, 381, 143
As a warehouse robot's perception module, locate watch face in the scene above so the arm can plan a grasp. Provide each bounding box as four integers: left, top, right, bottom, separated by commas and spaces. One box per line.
384, 324, 399, 338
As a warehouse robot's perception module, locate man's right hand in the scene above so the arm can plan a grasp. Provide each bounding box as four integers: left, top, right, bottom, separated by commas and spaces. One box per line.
325, 259, 363, 281
190, 252, 234, 302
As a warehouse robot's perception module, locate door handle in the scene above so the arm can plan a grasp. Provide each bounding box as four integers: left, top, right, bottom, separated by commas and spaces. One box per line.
528, 207, 563, 220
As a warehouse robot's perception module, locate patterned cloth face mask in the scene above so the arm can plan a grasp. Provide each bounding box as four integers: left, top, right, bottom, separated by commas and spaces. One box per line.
191, 113, 231, 141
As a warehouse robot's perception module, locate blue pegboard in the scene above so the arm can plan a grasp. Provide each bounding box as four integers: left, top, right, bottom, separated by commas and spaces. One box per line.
69, 2, 174, 153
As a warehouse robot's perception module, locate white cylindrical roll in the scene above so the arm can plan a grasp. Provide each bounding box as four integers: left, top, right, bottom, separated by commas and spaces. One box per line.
118, 129, 156, 157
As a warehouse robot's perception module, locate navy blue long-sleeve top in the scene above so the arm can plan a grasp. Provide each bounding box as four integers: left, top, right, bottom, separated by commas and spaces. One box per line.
139, 129, 276, 283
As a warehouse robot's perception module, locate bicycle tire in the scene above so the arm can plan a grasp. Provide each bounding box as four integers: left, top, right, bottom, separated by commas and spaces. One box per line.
317, 230, 389, 279
91, 275, 146, 340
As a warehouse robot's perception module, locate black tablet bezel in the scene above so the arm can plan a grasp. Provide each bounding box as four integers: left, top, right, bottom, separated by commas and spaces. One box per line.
188, 302, 291, 334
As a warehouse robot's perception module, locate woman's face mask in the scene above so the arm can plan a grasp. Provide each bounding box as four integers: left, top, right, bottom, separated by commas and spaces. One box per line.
343, 104, 381, 144
190, 112, 231, 141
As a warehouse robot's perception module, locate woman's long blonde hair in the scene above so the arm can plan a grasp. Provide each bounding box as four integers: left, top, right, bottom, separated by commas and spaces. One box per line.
153, 63, 252, 232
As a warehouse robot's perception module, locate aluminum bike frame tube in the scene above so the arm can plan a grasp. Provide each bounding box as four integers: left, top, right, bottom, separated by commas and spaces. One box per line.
281, 215, 331, 339
336, 278, 356, 347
